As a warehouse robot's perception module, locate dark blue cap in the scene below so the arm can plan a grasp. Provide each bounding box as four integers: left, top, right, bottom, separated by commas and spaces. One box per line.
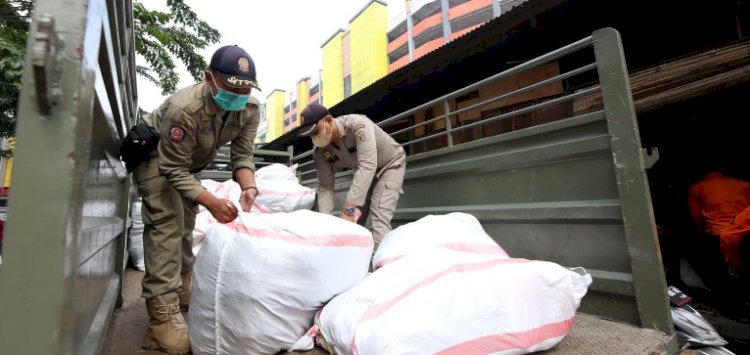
298, 104, 330, 137
209, 45, 260, 90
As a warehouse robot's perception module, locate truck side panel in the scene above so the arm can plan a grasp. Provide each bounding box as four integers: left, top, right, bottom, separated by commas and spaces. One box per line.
298, 28, 674, 340
0, 0, 137, 353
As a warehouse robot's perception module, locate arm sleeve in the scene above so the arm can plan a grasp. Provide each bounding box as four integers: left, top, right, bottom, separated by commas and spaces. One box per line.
231, 110, 259, 174
314, 150, 336, 214
345, 117, 377, 206
157, 110, 206, 202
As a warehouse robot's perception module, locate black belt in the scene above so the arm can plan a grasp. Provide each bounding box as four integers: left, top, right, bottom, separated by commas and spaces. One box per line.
190, 165, 207, 174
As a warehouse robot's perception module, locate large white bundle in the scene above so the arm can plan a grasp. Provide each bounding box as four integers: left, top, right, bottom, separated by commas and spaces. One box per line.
127, 199, 145, 271
316, 249, 591, 355
203, 163, 315, 213
254, 163, 301, 182
189, 209, 374, 355
192, 164, 315, 253
309, 213, 592, 355
373, 212, 509, 270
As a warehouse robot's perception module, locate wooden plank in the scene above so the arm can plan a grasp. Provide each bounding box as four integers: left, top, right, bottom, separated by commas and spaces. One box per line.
574, 41, 750, 114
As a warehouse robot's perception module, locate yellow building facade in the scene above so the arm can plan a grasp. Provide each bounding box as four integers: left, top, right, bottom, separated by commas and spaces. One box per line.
321, 0, 388, 108
322, 30, 345, 108
256, 89, 286, 144
296, 79, 310, 120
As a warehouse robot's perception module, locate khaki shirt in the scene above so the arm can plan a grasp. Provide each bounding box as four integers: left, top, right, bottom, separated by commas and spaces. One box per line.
313, 114, 406, 213
143, 82, 260, 202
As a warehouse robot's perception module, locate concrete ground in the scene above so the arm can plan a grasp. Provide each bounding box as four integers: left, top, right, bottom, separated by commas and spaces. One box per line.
100, 268, 680, 355
100, 268, 327, 355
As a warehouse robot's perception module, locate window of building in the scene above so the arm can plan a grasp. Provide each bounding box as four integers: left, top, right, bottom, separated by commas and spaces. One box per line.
344, 75, 352, 98
292, 100, 297, 109
342, 32, 352, 78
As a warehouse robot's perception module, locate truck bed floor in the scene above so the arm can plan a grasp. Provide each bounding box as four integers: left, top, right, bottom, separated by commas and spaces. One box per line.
102, 269, 671, 355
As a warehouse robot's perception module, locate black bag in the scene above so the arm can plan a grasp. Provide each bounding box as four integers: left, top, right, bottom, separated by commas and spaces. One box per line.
120, 123, 159, 172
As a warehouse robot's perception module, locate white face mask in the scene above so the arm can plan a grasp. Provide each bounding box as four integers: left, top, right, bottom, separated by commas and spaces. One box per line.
311, 122, 333, 148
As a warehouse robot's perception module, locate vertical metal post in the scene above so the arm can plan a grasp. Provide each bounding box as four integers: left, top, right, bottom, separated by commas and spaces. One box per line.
443, 100, 454, 147
0, 2, 87, 353
592, 27, 675, 341
0, 0, 136, 353
440, 0, 452, 44
492, 0, 502, 18
405, 0, 416, 62
287, 145, 295, 166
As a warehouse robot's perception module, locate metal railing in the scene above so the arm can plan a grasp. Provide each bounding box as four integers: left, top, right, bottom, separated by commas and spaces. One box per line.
202, 145, 296, 181
290, 28, 675, 347
293, 35, 599, 180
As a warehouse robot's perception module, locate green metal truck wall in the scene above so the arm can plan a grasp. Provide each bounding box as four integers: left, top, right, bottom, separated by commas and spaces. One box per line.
298, 29, 674, 343
0, 0, 137, 353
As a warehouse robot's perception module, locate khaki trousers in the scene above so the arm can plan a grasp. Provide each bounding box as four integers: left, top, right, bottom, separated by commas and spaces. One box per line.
133, 157, 197, 299
361, 164, 405, 247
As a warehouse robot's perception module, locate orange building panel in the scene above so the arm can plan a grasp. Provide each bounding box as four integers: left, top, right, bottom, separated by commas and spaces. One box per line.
449, 0, 492, 19
414, 37, 445, 59
389, 54, 411, 72
450, 23, 482, 40
411, 12, 443, 38
388, 31, 408, 53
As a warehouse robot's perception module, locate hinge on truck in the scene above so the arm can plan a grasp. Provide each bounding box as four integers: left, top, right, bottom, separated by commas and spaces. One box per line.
641, 147, 660, 169
32, 14, 65, 116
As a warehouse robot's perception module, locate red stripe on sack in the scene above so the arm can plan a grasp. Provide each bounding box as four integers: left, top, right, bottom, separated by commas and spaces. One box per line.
227, 222, 374, 247
373, 256, 401, 270
435, 318, 574, 355
439, 243, 509, 258
251, 203, 272, 213
350, 258, 534, 354
373, 243, 509, 269
257, 188, 314, 196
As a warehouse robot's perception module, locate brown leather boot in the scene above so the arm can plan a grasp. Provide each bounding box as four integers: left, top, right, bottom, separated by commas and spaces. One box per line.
179, 272, 191, 311
142, 292, 190, 354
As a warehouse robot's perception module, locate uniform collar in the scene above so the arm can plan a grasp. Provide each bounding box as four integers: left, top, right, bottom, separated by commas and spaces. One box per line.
335, 118, 346, 137
200, 81, 226, 117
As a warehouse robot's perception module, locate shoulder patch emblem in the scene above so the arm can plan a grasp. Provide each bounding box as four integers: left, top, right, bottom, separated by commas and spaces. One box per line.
169, 125, 187, 142
323, 149, 333, 161
354, 124, 368, 143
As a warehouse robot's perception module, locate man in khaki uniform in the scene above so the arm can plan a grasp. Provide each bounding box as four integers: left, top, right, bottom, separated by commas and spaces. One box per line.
133, 45, 261, 354
298, 104, 406, 247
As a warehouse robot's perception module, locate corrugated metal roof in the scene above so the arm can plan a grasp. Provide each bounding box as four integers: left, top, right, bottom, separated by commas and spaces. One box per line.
358, 0, 546, 96
265, 0, 745, 152
267, 0, 557, 152
322, 0, 559, 119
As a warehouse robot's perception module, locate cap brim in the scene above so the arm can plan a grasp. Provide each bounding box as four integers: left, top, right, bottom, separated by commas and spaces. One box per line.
216, 71, 261, 90
298, 123, 317, 137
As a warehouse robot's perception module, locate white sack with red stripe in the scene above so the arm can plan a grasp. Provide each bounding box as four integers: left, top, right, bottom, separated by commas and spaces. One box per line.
373, 213, 510, 270
315, 249, 591, 354
192, 164, 315, 252
205, 163, 314, 214
189, 209, 374, 355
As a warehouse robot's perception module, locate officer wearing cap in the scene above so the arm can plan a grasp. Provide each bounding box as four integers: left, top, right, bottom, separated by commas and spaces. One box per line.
298, 104, 406, 248
133, 45, 261, 354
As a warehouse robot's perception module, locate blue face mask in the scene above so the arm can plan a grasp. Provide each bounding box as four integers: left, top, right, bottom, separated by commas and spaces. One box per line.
210, 75, 249, 111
